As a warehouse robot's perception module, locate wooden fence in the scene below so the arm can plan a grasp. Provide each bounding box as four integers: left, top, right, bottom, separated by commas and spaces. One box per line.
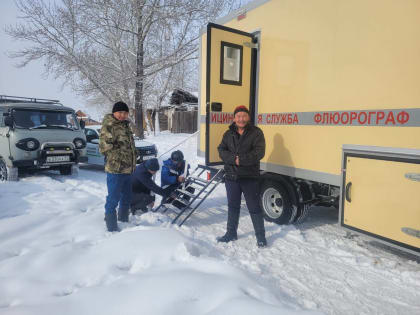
171, 110, 197, 134
146, 110, 168, 131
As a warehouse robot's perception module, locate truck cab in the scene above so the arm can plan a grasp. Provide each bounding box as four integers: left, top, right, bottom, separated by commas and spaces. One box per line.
0, 95, 87, 181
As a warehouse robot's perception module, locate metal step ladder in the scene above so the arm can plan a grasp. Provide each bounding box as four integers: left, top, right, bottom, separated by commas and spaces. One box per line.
152, 164, 224, 226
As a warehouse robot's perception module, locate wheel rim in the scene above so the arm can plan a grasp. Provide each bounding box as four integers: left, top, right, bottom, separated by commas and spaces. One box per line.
0, 162, 7, 182
262, 187, 284, 219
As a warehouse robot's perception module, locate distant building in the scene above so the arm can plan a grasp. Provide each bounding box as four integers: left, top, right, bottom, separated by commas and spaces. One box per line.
165, 89, 198, 133
76, 110, 101, 126
144, 89, 198, 133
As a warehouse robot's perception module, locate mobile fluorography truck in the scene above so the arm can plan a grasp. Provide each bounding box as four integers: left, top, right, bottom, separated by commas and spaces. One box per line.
0, 95, 87, 180
198, 0, 420, 255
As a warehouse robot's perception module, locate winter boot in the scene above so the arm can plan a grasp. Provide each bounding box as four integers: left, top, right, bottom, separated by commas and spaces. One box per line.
216, 230, 238, 243
131, 207, 136, 216
217, 207, 240, 243
250, 212, 267, 248
105, 211, 119, 232
256, 235, 267, 248
118, 208, 129, 222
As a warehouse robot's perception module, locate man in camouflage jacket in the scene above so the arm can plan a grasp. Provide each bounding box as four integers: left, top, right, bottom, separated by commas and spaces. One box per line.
99, 101, 137, 231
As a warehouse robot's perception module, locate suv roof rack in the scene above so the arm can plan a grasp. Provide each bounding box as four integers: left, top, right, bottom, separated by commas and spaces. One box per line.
0, 95, 62, 105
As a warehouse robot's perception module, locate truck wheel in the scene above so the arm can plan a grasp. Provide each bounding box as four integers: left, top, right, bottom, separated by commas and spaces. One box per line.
292, 181, 312, 224
259, 180, 293, 225
0, 159, 18, 181
0, 160, 7, 181
294, 203, 310, 224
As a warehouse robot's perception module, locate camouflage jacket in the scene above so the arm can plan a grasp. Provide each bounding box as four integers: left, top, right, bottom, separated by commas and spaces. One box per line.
99, 114, 137, 174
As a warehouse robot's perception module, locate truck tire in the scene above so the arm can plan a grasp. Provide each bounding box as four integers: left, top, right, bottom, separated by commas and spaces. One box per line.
259, 180, 294, 225
0, 159, 18, 182
292, 181, 312, 224
0, 159, 7, 182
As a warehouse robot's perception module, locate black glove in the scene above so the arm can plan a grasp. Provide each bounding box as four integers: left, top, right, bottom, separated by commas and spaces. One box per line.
163, 186, 174, 198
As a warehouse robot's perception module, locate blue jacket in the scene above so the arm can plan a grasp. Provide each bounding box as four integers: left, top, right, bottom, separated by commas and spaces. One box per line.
161, 159, 187, 187
132, 163, 167, 196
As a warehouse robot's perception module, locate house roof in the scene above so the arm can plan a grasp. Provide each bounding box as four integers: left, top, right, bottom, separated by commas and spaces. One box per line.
76, 110, 101, 125
170, 89, 198, 105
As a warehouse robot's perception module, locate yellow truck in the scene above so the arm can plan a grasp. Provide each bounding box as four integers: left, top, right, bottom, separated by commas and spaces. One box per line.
198, 0, 420, 255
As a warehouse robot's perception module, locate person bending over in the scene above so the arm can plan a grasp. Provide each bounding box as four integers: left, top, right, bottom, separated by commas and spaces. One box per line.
131, 158, 173, 214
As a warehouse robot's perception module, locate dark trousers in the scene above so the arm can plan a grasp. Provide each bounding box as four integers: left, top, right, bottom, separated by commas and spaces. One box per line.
105, 173, 132, 214
225, 178, 262, 214
131, 192, 155, 213
225, 178, 265, 237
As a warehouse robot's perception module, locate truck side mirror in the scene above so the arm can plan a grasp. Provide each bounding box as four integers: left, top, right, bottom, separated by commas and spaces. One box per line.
4, 116, 14, 127
79, 119, 85, 129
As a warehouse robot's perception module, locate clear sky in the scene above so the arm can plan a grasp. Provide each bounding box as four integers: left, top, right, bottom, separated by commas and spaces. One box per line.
0, 1, 91, 115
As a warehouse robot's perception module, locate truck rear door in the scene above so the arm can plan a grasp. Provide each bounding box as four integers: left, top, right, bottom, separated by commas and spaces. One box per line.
205, 23, 257, 165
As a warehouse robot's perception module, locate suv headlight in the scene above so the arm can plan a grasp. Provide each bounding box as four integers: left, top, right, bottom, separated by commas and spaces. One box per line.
15, 138, 40, 151
73, 138, 86, 149
27, 140, 36, 149
153, 144, 158, 155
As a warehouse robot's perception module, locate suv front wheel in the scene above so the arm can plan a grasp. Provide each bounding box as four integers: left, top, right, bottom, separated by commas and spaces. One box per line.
0, 159, 18, 181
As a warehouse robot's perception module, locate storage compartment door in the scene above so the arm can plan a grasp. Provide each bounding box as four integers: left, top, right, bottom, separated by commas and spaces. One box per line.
342, 155, 420, 252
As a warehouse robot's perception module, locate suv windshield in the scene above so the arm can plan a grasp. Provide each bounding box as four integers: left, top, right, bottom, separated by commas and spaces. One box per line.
12, 109, 79, 130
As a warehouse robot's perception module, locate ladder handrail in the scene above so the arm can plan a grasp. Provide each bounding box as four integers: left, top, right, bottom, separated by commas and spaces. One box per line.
177, 169, 224, 226
152, 164, 224, 227
151, 165, 205, 213
171, 168, 223, 224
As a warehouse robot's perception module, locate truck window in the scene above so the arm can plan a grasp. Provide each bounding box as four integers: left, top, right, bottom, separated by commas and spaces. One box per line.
12, 109, 79, 130
220, 41, 243, 85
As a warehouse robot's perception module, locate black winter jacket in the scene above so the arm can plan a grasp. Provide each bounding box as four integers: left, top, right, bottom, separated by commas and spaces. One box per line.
131, 163, 169, 197
218, 123, 265, 180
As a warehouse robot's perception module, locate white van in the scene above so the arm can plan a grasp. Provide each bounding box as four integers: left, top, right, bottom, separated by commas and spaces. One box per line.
83, 125, 158, 166
0, 95, 87, 181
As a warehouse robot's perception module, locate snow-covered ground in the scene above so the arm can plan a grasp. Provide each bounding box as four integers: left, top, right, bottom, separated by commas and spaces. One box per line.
1, 131, 419, 315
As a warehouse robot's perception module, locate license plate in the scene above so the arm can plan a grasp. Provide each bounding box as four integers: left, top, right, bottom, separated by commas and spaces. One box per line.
142, 155, 153, 160
47, 155, 70, 163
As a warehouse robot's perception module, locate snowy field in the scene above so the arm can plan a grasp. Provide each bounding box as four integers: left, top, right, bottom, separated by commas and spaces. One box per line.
1, 131, 420, 315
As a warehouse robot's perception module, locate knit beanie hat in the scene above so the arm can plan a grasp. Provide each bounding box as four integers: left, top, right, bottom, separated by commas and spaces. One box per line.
112, 101, 129, 113
171, 150, 184, 162
233, 105, 250, 116
144, 158, 159, 172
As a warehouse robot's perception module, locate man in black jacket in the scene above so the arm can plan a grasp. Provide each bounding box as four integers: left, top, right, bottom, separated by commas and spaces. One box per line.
217, 105, 267, 247
130, 158, 173, 215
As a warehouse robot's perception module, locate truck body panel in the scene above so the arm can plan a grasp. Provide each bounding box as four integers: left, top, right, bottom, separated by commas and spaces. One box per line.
199, 0, 420, 255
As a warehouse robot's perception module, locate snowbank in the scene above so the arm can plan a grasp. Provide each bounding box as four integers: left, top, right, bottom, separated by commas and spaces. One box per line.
1, 131, 419, 315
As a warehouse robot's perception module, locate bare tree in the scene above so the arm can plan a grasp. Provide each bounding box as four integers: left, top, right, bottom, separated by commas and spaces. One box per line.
6, 0, 238, 138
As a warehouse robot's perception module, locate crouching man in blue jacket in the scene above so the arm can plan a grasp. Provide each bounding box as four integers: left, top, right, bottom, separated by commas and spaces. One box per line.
161, 150, 194, 208
161, 150, 187, 190
131, 158, 173, 215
